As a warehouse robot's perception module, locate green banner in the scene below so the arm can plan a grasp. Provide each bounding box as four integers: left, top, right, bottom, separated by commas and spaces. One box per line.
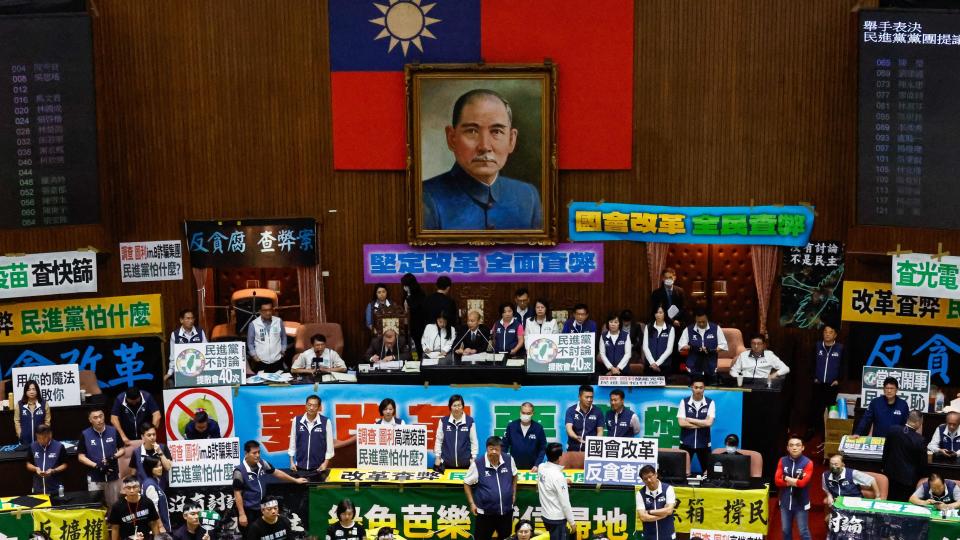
310, 485, 636, 540
0, 510, 40, 539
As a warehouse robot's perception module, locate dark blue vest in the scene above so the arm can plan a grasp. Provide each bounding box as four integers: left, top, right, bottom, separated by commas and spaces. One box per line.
472, 456, 515, 516
81, 426, 120, 482
493, 318, 522, 353
30, 439, 64, 494
602, 331, 629, 367
639, 483, 675, 540
131, 444, 170, 489
679, 397, 713, 449
18, 401, 47, 446
937, 425, 960, 452
235, 461, 269, 510
815, 341, 843, 384
294, 414, 329, 470
685, 324, 719, 375
143, 476, 171, 531
823, 468, 862, 498
647, 325, 672, 366
440, 415, 474, 468
605, 408, 638, 437
778, 455, 812, 510
922, 480, 958, 503
173, 328, 206, 344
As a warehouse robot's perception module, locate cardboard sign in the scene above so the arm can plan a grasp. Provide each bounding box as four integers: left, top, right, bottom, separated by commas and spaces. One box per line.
583, 436, 658, 486
172, 342, 246, 387
168, 438, 241, 488
525, 332, 595, 374
356, 423, 428, 471
11, 364, 80, 406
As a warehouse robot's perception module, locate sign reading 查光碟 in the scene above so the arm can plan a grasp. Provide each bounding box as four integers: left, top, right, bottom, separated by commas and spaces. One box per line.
893, 253, 960, 301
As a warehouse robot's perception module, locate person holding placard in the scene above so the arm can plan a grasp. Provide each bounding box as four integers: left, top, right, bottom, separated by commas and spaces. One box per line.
375, 398, 406, 426
26, 424, 66, 495
15, 379, 50, 448
561, 304, 596, 334
525, 299, 559, 335
165, 309, 207, 384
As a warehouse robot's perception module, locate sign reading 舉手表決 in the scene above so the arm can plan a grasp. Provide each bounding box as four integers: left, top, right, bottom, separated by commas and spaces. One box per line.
0, 294, 162, 344
185, 218, 317, 268
525, 332, 595, 374
893, 253, 960, 301
168, 437, 241, 488
12, 364, 80, 406
120, 240, 183, 282
356, 424, 428, 470
583, 436, 658, 486
172, 342, 246, 387
0, 250, 96, 299
568, 202, 814, 246
363, 243, 603, 283
842, 280, 960, 329
860, 365, 930, 410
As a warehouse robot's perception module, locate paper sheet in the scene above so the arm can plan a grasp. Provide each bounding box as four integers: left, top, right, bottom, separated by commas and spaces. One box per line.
667, 305, 680, 319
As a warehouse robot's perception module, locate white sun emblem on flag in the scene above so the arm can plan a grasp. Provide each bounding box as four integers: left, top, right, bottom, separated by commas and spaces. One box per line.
369, 0, 441, 56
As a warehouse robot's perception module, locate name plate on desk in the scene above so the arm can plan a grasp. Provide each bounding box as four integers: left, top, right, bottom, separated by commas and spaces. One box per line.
462, 353, 504, 363
598, 376, 665, 387
839, 435, 885, 458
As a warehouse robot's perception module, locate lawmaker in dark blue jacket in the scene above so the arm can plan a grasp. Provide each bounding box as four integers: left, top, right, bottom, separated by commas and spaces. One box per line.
855, 376, 910, 436
501, 402, 547, 471
421, 89, 542, 231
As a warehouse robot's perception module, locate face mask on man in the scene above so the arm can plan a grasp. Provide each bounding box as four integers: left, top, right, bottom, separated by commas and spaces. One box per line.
725, 446, 737, 454
663, 279, 674, 287
520, 414, 532, 423
831, 466, 843, 476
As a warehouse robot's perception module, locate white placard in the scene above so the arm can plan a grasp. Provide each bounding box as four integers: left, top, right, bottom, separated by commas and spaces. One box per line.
168, 437, 241, 487
356, 423, 428, 471
163, 386, 234, 441
172, 342, 246, 387
0, 250, 97, 299
583, 436, 658, 486
892, 253, 960, 300
120, 240, 183, 282
12, 364, 80, 406
860, 365, 929, 411
598, 376, 666, 387
690, 529, 764, 540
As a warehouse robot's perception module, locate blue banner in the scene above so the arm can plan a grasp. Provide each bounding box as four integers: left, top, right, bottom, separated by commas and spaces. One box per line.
568, 202, 814, 246
363, 243, 604, 283
233, 385, 743, 469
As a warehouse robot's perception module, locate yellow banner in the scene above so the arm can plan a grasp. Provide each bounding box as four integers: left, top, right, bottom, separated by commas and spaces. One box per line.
0, 493, 51, 512
32, 508, 108, 540
842, 280, 960, 328
0, 294, 163, 344
326, 468, 584, 485
668, 485, 769, 535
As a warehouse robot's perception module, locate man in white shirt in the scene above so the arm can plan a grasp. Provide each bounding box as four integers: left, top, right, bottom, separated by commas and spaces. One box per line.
636, 464, 676, 540
246, 300, 287, 373
537, 443, 576, 540
165, 309, 207, 384
928, 411, 960, 457
677, 375, 716, 474
730, 334, 790, 380
291, 334, 346, 379
287, 395, 335, 474
677, 309, 728, 383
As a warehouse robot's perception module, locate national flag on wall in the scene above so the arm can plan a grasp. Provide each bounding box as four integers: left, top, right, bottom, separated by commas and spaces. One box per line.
329, 0, 634, 170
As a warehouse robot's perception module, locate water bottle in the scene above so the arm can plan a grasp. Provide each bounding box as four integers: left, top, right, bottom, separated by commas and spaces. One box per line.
58, 484, 64, 498
837, 397, 848, 419
936, 389, 945, 413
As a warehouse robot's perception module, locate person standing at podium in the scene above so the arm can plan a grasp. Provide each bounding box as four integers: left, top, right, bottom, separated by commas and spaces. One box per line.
246, 300, 287, 373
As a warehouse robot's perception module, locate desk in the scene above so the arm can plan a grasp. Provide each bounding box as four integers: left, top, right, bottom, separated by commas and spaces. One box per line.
0, 446, 87, 497
829, 496, 936, 540
843, 453, 960, 481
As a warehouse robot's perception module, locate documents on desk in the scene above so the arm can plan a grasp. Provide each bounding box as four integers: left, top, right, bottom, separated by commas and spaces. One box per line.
358, 361, 404, 372
422, 357, 440, 366
462, 352, 504, 363
321, 372, 357, 383
505, 358, 525, 367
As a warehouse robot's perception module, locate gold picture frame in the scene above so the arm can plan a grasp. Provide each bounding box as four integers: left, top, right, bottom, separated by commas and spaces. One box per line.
406, 63, 558, 245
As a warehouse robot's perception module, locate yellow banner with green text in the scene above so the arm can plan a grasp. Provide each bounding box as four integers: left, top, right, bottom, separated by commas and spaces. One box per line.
0, 294, 163, 343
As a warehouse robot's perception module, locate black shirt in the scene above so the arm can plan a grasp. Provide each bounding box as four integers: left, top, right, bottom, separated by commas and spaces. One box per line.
172, 525, 208, 540
325, 522, 366, 540
107, 496, 160, 540
423, 292, 459, 327
246, 515, 293, 540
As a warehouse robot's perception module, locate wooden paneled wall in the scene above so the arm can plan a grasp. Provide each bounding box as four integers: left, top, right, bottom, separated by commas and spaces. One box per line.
2, 0, 955, 364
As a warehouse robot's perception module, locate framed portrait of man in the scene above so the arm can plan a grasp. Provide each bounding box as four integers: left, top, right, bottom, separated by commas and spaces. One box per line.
406, 63, 558, 245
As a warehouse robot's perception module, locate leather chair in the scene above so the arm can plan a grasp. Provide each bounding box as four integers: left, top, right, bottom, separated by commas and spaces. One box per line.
717, 327, 748, 373
862, 472, 889, 500
294, 323, 345, 357
711, 447, 764, 478
558, 451, 585, 469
